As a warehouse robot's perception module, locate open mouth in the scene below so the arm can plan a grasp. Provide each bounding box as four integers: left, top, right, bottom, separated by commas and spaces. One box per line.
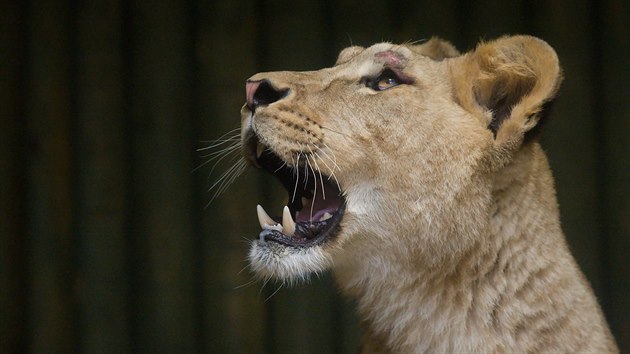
246, 133, 345, 248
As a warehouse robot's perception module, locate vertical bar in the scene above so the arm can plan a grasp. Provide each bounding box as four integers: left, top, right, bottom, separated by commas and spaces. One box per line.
127, 1, 197, 352
24, 0, 76, 352
73, 0, 131, 352
194, 1, 266, 352
0, 1, 27, 352
531, 0, 603, 295
595, 0, 630, 348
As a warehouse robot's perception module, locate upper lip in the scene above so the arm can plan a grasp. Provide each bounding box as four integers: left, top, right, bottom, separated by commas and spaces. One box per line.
244, 127, 262, 168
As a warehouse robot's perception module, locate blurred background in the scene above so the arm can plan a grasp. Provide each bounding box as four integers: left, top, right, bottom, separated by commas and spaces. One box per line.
2, 0, 628, 353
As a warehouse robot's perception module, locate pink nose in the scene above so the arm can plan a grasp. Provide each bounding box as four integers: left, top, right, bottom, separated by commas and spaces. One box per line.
244, 79, 289, 111
245, 80, 261, 109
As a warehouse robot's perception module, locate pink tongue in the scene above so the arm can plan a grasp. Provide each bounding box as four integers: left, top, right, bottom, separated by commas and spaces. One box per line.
296, 185, 341, 222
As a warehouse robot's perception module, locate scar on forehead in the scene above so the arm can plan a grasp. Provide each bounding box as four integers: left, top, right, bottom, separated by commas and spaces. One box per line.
374, 50, 407, 68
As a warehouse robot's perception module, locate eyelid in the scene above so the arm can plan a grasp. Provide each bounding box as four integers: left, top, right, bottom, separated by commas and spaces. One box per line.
363, 68, 411, 91
384, 67, 414, 85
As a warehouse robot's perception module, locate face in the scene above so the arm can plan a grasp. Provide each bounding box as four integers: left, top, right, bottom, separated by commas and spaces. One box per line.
241, 42, 491, 282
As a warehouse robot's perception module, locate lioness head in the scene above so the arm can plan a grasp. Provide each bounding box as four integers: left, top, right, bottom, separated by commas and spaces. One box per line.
241, 35, 561, 283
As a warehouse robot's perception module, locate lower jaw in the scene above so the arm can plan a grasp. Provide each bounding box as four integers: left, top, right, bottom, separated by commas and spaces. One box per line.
258, 202, 346, 248
248, 238, 334, 282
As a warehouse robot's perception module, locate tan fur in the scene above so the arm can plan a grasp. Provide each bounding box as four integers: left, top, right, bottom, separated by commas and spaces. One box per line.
242, 36, 618, 352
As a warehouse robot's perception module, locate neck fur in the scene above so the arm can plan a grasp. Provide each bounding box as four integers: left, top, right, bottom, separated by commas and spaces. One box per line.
333, 144, 579, 352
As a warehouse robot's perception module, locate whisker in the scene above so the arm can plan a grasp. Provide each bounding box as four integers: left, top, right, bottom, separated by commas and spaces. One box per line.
237, 260, 251, 274
198, 141, 240, 158
238, 236, 253, 245
301, 144, 309, 188
220, 159, 247, 193
313, 159, 327, 201
206, 144, 242, 177
212, 161, 246, 201
313, 150, 334, 174
306, 146, 327, 201
205, 158, 247, 207
199, 128, 241, 144
274, 161, 287, 174
205, 159, 242, 195
403, 38, 428, 46
260, 277, 271, 294
234, 277, 258, 290
193, 142, 240, 173
197, 135, 241, 151
315, 148, 342, 191
320, 126, 351, 139
306, 156, 317, 219
265, 283, 284, 302
320, 142, 339, 165
292, 154, 300, 203
198, 128, 253, 208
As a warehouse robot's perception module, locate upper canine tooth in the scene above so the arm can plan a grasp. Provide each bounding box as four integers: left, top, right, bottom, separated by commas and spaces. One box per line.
282, 206, 296, 236
256, 142, 265, 159
257, 205, 276, 229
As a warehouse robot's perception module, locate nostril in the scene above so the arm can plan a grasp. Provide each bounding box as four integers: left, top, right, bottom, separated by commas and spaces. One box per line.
246, 79, 289, 111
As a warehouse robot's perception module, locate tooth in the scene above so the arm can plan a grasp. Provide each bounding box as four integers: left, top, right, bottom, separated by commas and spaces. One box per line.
320, 212, 333, 221
282, 206, 296, 236
256, 142, 265, 159
257, 205, 276, 228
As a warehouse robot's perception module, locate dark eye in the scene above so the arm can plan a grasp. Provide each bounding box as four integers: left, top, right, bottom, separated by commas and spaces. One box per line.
365, 69, 401, 91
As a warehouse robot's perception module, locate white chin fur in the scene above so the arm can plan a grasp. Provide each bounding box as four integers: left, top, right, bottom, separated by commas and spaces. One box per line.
248, 239, 332, 283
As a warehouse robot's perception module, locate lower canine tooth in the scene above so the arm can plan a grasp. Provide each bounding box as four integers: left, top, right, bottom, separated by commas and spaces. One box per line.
282, 206, 296, 236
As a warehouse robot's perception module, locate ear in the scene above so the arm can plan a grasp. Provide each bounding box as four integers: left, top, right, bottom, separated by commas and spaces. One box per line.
412, 37, 460, 60
335, 46, 364, 65
451, 35, 562, 147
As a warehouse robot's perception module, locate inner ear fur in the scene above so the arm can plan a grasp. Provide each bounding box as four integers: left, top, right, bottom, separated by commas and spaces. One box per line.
452, 35, 563, 144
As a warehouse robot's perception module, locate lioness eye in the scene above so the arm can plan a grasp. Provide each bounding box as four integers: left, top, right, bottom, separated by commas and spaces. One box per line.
365, 69, 401, 91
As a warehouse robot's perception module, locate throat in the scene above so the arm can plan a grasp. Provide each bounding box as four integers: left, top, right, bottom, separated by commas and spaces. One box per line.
333, 182, 567, 352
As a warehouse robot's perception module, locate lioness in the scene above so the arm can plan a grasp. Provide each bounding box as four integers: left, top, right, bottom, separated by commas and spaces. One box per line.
239, 35, 617, 352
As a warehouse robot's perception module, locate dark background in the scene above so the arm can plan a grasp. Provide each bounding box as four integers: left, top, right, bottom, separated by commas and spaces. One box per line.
2, 0, 628, 353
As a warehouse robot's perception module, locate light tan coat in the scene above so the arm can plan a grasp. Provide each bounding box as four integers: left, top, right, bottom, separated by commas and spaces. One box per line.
243, 35, 618, 353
